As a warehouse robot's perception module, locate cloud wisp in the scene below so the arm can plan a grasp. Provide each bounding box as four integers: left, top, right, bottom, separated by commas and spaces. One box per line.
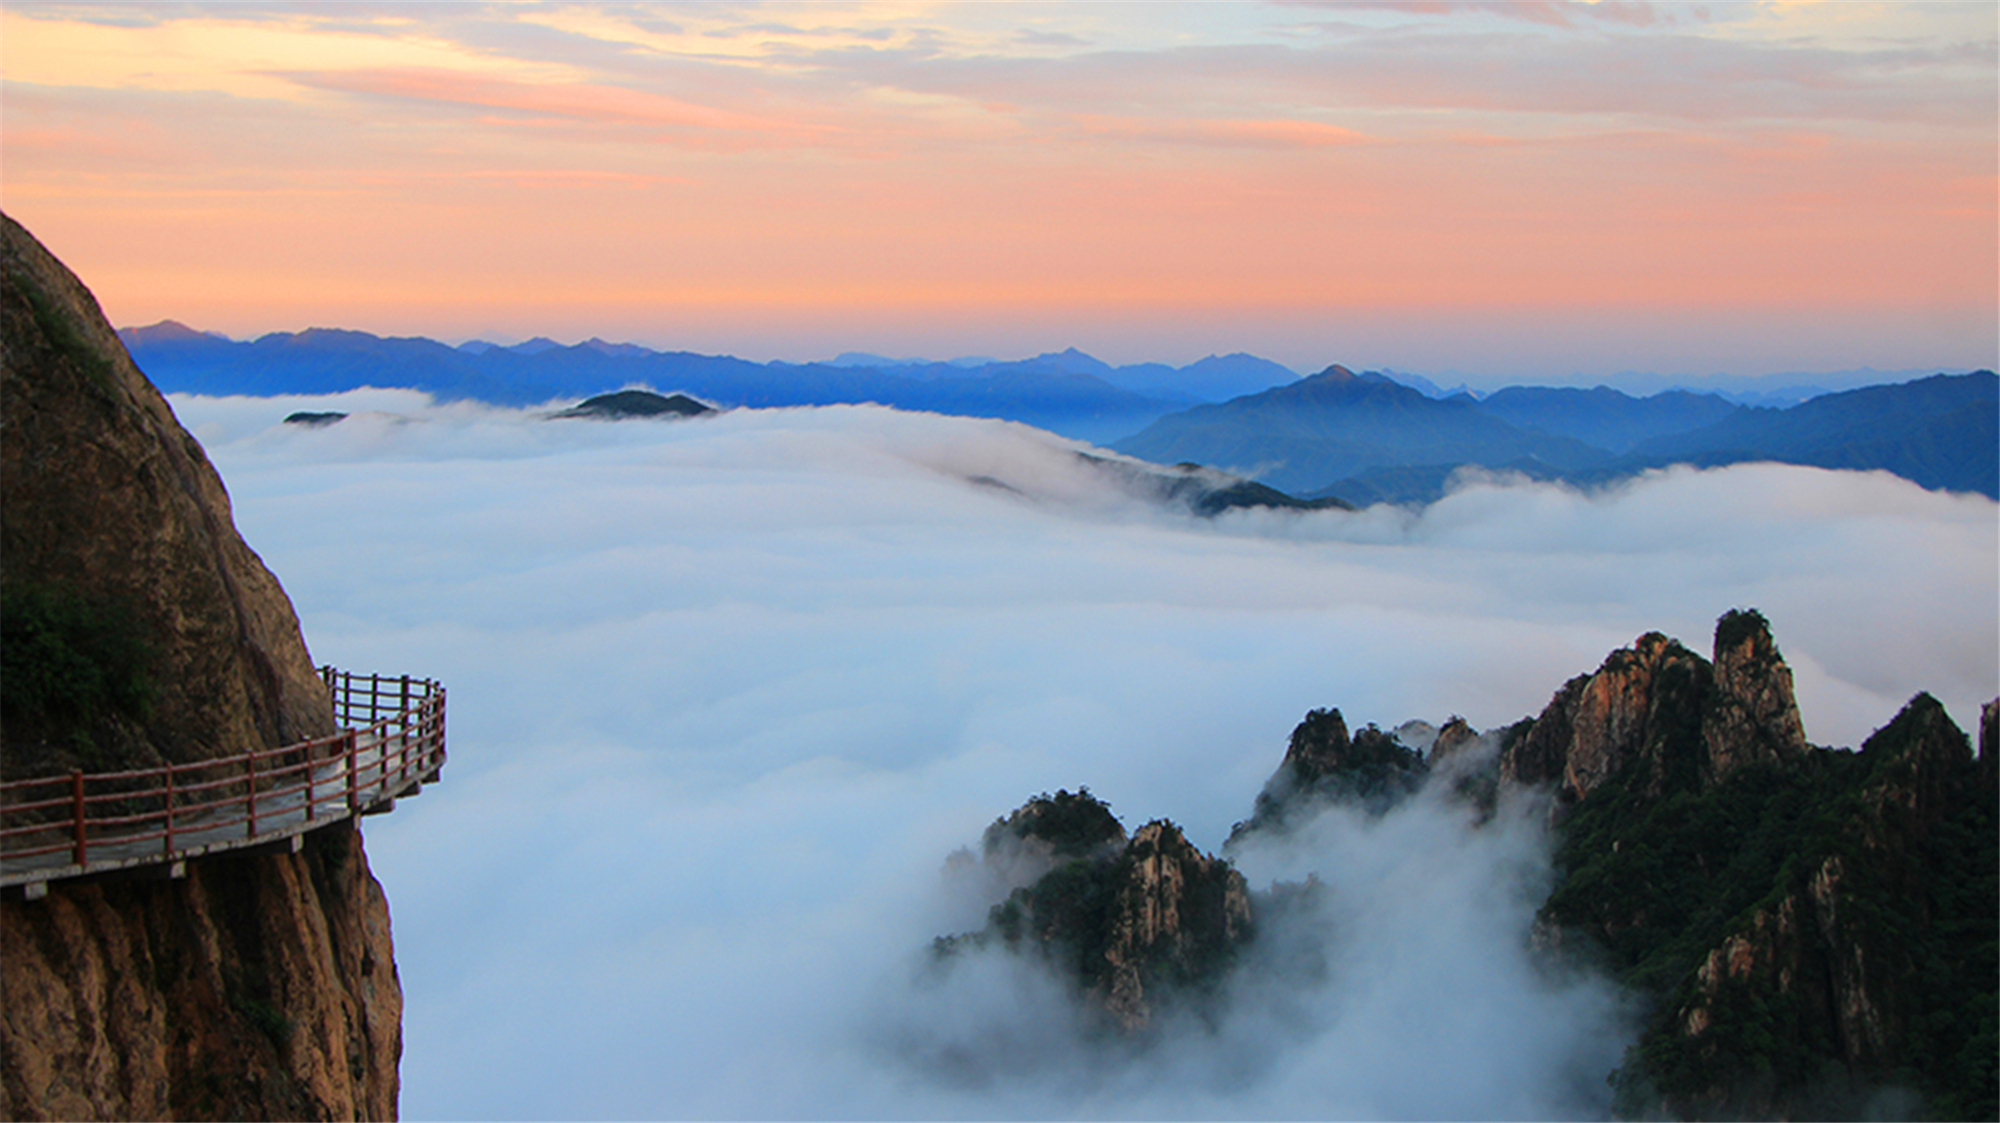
171, 393, 1998, 1118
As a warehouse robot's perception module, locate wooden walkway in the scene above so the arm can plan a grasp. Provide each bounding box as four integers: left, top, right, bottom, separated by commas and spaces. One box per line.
0, 669, 444, 897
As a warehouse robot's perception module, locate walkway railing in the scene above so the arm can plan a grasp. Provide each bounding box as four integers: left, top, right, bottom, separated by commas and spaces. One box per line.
0, 669, 444, 894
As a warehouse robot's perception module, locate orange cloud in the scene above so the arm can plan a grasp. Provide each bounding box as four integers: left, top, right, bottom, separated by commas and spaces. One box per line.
1068, 113, 1373, 149
288, 68, 833, 146
1, 4, 1990, 376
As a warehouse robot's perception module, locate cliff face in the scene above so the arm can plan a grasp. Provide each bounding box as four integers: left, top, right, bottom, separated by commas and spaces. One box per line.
1515, 617, 1996, 1121
942, 791, 1252, 1032
1, 825, 400, 1120
0, 213, 402, 1120
1096, 822, 1252, 1030
1498, 610, 1810, 811
941, 610, 1995, 1119
1, 212, 334, 777
1228, 707, 1429, 841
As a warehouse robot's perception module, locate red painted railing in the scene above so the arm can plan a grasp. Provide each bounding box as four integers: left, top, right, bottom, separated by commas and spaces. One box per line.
0, 669, 443, 889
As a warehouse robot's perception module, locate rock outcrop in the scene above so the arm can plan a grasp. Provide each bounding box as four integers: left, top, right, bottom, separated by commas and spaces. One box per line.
941, 610, 1995, 1119
1, 213, 403, 1120
1499, 611, 1998, 1121
1576, 691, 1996, 1121
940, 791, 1251, 1032
1, 211, 335, 778
1428, 715, 1480, 765
1702, 608, 1808, 781
1228, 707, 1429, 841
1, 825, 400, 1120
1498, 609, 1809, 812
1095, 821, 1252, 1029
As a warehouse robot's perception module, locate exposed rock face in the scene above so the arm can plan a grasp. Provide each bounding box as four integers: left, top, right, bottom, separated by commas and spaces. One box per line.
1229, 707, 1429, 841
1429, 716, 1480, 765
1540, 673, 1996, 1121
1495, 609, 1991, 1119
1, 213, 402, 1120
1703, 608, 1808, 782
1, 825, 400, 1120
1, 211, 335, 777
943, 791, 1251, 1033
1498, 631, 1709, 807
1097, 822, 1252, 1030
1499, 609, 1807, 812
934, 613, 1994, 1117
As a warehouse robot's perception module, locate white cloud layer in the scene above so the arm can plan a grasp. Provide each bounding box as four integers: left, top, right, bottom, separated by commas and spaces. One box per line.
171, 391, 1998, 1119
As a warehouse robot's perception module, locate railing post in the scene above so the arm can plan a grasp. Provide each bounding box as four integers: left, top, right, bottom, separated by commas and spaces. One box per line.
305, 743, 316, 821
164, 766, 176, 857
346, 731, 359, 813
246, 751, 258, 839
400, 675, 413, 784
71, 769, 86, 868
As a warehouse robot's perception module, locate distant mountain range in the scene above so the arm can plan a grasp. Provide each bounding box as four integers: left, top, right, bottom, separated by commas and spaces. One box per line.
1113, 365, 1998, 502
119, 322, 1297, 444
123, 321, 1996, 503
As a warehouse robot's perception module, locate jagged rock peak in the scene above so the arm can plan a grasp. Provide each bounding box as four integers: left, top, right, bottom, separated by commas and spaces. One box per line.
1099, 821, 1252, 1031
1499, 630, 1710, 807
943, 798, 1250, 1034
1499, 611, 1813, 811
1431, 715, 1480, 764
1285, 708, 1428, 792
1703, 608, 1807, 781
1573, 689, 1994, 1120
1231, 708, 1430, 843
982, 788, 1126, 860
1858, 692, 1976, 829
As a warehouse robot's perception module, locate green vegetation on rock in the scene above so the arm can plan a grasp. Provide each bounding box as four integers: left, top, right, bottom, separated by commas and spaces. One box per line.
0, 581, 156, 773
1546, 693, 1996, 1120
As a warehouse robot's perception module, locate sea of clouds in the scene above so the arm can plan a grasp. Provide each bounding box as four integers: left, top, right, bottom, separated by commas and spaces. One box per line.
171, 390, 1998, 1120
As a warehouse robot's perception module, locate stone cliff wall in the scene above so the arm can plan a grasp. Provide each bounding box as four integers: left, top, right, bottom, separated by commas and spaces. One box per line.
1, 213, 403, 1120
1, 824, 400, 1120
1, 211, 334, 777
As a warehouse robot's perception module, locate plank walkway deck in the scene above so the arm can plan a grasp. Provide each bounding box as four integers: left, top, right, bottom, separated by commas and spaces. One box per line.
1, 669, 444, 896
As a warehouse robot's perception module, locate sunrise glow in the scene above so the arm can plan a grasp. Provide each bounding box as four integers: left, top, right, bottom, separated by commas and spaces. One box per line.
2, 1, 1993, 379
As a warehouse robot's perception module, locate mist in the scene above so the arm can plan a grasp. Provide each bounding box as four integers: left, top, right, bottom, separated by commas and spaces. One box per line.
169, 390, 1998, 1119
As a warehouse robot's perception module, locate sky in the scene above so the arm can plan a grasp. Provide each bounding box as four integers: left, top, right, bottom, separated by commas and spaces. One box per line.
4, 1, 1996, 383
168, 391, 1999, 1119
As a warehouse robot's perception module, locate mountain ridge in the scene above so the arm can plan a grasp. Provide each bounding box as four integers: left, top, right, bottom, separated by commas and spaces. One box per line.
1125, 366, 1996, 503
117, 323, 1301, 444
120, 321, 1995, 500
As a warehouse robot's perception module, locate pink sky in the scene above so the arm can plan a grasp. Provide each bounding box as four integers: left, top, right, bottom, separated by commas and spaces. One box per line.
2, 1, 1993, 382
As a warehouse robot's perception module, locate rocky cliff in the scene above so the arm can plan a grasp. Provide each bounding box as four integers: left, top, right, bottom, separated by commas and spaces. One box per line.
1, 213, 402, 1119
938, 790, 1251, 1032
938, 611, 1996, 1119
1229, 707, 1429, 841
1501, 614, 1994, 1118
1541, 686, 1996, 1121
1, 826, 400, 1120
1, 212, 334, 777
